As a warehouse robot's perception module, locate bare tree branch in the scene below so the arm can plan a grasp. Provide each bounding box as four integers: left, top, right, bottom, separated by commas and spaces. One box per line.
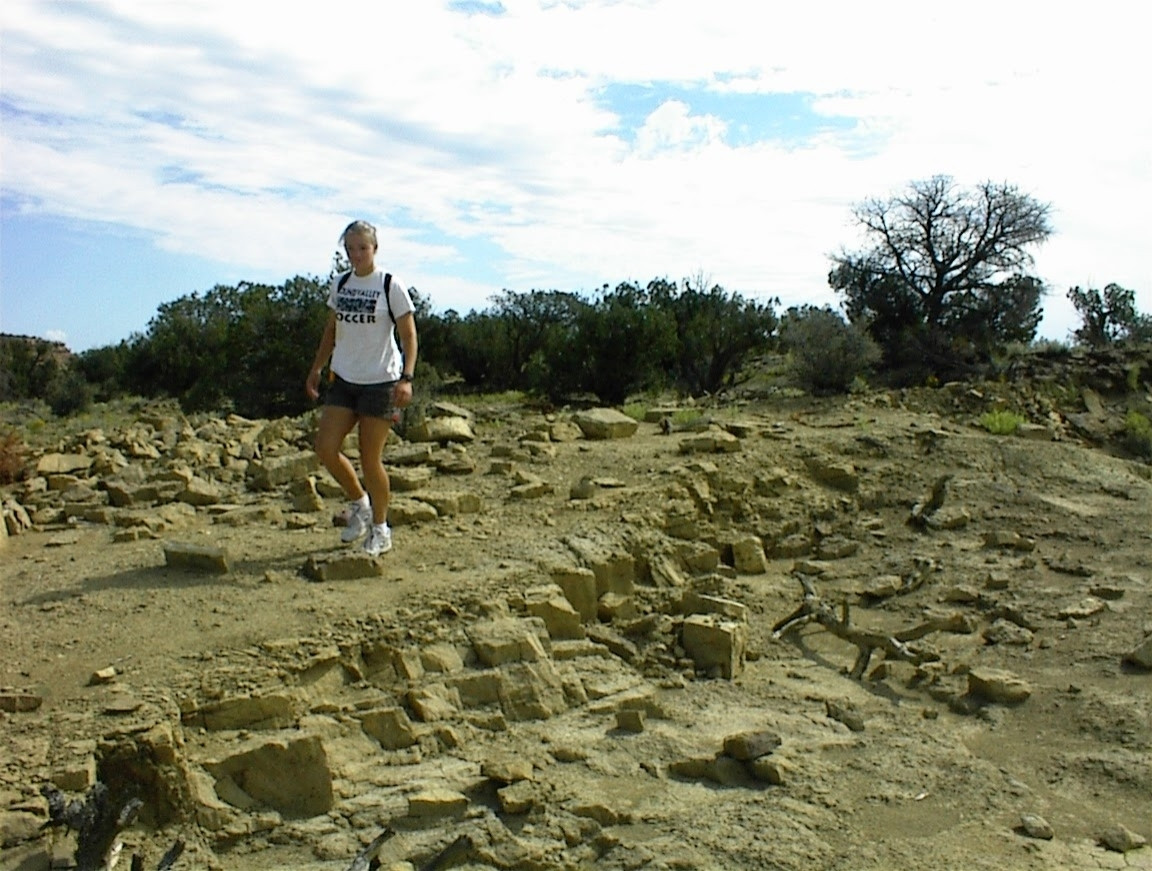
773, 575, 973, 679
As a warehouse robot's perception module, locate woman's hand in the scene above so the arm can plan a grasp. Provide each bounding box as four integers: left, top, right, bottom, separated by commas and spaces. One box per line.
305, 368, 322, 401
391, 379, 413, 408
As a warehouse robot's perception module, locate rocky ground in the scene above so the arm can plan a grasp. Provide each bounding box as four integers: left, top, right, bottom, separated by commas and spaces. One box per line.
1, 361, 1151, 871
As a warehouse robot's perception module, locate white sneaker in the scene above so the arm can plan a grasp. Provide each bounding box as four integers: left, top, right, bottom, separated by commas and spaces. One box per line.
363, 524, 392, 557
340, 500, 371, 543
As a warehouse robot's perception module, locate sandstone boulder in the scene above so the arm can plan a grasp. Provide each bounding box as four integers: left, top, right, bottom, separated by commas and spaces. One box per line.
572, 408, 638, 440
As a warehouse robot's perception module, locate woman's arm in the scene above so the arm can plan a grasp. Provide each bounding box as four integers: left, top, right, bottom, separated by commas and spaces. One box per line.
392, 312, 418, 407
305, 312, 337, 400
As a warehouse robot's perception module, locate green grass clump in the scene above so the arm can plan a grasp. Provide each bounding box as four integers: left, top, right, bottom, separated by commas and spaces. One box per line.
621, 402, 647, 421
669, 408, 706, 426
980, 409, 1025, 435
1123, 410, 1152, 459
622, 402, 706, 425
1126, 365, 1143, 393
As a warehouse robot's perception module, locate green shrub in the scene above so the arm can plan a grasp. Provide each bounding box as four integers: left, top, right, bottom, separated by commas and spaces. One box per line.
1123, 410, 1152, 459
45, 368, 94, 417
780, 306, 880, 395
1028, 339, 1073, 356
621, 401, 647, 421
980, 409, 1025, 435
1126, 365, 1143, 393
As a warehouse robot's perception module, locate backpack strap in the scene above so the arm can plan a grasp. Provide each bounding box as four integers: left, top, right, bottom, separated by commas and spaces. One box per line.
336, 270, 396, 326
384, 272, 395, 326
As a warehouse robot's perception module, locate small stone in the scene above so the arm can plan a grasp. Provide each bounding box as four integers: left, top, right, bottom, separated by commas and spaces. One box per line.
825, 700, 865, 732
481, 757, 534, 784
569, 477, 597, 500
615, 709, 646, 733
1019, 813, 1054, 840
722, 730, 782, 761
967, 668, 1032, 704
1099, 823, 1147, 853
982, 619, 1034, 646
748, 756, 787, 785
1122, 635, 1152, 670
497, 780, 536, 815
982, 530, 1035, 551
861, 575, 904, 598
0, 809, 44, 847
88, 667, 118, 685
407, 788, 468, 819
99, 692, 143, 715
983, 573, 1011, 591
0, 692, 43, 713
1058, 597, 1106, 620
163, 541, 231, 574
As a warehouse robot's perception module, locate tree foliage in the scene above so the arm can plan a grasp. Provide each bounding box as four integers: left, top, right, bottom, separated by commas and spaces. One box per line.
1068, 283, 1152, 346
106, 277, 330, 417
10, 270, 777, 414
422, 278, 776, 403
832, 176, 1051, 379
648, 277, 779, 396
0, 336, 92, 415
531, 282, 678, 405
779, 305, 880, 394
0, 337, 66, 401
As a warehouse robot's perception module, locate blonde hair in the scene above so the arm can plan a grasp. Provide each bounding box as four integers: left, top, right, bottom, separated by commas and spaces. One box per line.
341, 220, 378, 248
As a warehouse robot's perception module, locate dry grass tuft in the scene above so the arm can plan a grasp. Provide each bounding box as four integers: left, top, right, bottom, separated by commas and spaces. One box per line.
0, 429, 28, 485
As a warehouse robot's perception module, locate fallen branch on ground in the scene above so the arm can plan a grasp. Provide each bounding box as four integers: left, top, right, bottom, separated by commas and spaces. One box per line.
42, 782, 184, 871
772, 574, 973, 679
908, 474, 952, 529
348, 827, 396, 871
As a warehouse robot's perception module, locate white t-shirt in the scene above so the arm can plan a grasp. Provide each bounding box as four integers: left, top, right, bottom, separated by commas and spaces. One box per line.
327, 269, 414, 384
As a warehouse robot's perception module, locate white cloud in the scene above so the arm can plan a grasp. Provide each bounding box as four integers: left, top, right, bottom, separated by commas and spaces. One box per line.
634, 101, 727, 155
2, 0, 1149, 344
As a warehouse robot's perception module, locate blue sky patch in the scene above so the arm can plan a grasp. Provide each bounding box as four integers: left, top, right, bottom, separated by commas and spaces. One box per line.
596, 83, 856, 147
447, 0, 506, 15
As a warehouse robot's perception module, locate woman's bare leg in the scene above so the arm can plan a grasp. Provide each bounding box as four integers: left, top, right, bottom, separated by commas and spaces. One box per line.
314, 405, 365, 500
357, 415, 393, 524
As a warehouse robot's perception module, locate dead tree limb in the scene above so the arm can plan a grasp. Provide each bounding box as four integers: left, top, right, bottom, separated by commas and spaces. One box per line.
420, 834, 476, 871
772, 575, 972, 679
42, 783, 142, 871
859, 557, 938, 603
348, 827, 396, 871
155, 839, 186, 870
43, 783, 186, 871
908, 474, 952, 529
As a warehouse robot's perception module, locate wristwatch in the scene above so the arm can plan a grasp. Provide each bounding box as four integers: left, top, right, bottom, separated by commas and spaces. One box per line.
399, 373, 414, 383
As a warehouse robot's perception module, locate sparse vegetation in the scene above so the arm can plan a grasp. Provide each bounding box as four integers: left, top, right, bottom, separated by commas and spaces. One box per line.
1126, 364, 1143, 393
0, 429, 27, 484
979, 409, 1025, 435
668, 408, 707, 426
1123, 410, 1152, 459
621, 401, 647, 421
44, 368, 93, 417
1069, 283, 1152, 347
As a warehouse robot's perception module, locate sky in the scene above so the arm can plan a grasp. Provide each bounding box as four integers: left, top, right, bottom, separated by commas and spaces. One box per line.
1, 0, 1149, 353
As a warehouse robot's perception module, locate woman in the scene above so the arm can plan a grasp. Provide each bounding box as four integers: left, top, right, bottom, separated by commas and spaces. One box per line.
305, 220, 418, 557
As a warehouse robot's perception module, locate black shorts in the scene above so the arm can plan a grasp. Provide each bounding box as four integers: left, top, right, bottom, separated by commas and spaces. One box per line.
325, 374, 398, 420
